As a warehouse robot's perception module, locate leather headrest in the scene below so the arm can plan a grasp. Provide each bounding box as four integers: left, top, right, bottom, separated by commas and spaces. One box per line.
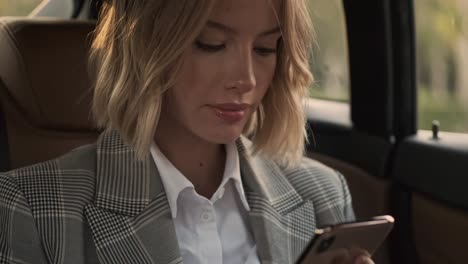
0, 17, 96, 130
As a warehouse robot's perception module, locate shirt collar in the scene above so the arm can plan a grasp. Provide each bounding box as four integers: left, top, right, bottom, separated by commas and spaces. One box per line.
222, 141, 250, 211
150, 142, 250, 219
150, 143, 193, 218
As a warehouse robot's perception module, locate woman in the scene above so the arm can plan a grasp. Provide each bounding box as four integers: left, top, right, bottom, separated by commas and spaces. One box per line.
0, 0, 373, 263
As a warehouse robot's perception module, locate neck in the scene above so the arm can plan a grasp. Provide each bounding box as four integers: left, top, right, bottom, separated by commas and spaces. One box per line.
154, 120, 226, 199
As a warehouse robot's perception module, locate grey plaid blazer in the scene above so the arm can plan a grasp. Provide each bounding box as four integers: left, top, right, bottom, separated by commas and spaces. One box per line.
0, 130, 354, 264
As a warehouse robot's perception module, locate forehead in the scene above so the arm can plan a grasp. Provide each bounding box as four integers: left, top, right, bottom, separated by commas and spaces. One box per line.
209, 0, 281, 31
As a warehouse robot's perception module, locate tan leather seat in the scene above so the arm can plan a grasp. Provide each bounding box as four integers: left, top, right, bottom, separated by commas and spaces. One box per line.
0, 17, 99, 170
412, 193, 468, 264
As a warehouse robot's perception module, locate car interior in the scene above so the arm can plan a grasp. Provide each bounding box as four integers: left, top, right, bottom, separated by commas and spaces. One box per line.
1, 0, 467, 264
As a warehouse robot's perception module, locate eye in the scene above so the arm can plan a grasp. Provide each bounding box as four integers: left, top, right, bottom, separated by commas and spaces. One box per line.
195, 41, 225, 52
254, 47, 277, 57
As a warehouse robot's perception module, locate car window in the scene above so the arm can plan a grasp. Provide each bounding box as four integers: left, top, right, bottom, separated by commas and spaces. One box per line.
308, 0, 350, 103
415, 0, 468, 133
0, 0, 43, 16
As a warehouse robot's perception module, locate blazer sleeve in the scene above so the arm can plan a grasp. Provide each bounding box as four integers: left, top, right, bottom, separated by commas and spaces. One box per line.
0, 173, 48, 264
335, 170, 356, 222
285, 158, 356, 227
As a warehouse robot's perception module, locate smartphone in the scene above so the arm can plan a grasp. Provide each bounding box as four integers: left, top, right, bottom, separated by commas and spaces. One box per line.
296, 215, 395, 264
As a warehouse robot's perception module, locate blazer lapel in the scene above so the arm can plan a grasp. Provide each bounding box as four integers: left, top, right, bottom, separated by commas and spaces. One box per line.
84, 131, 313, 264
237, 138, 317, 264
85, 130, 182, 264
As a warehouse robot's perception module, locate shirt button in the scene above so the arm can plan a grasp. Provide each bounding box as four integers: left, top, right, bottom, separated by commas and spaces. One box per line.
201, 211, 213, 222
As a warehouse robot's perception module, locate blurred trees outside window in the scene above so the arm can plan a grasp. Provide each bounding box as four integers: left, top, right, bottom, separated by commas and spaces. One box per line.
308, 0, 350, 102
0, 0, 42, 16
415, 0, 468, 133
309, 0, 468, 133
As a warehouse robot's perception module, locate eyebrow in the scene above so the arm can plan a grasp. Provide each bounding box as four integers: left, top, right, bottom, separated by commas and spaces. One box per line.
206, 20, 281, 37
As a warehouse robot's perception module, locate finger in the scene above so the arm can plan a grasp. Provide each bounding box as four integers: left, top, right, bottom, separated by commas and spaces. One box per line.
331, 249, 351, 264
353, 255, 375, 264
348, 247, 371, 258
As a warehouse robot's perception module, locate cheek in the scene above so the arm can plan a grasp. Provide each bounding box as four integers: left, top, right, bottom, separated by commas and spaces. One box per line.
255, 57, 278, 94
175, 53, 222, 101
172, 58, 211, 106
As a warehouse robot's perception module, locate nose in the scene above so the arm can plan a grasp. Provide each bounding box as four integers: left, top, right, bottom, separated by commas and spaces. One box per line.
226, 48, 256, 94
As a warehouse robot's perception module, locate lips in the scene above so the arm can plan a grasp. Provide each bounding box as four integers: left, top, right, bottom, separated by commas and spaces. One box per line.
213, 103, 250, 111
210, 103, 251, 122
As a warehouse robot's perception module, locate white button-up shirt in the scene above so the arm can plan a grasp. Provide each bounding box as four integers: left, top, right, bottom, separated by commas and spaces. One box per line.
150, 142, 260, 264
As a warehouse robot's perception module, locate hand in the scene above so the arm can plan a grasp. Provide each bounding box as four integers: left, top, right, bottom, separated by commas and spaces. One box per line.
300, 246, 375, 264
331, 247, 374, 264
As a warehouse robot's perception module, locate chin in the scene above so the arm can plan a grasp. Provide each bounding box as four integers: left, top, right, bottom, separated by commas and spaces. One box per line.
207, 134, 241, 144
202, 128, 244, 144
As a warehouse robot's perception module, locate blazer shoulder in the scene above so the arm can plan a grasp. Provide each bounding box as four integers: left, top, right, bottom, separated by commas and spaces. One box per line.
280, 156, 355, 222
0, 171, 29, 211
1, 144, 97, 214
282, 156, 346, 197
5, 143, 97, 179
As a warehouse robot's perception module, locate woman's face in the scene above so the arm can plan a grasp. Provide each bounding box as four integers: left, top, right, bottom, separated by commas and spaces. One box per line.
160, 0, 281, 144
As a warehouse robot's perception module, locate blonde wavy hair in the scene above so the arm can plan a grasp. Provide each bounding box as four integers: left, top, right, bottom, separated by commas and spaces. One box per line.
90, 0, 314, 166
